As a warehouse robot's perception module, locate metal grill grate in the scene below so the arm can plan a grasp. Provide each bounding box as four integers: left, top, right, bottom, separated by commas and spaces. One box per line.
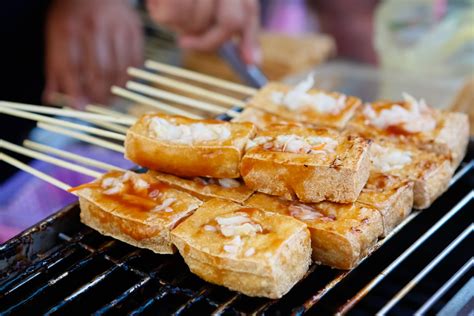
1, 157, 472, 315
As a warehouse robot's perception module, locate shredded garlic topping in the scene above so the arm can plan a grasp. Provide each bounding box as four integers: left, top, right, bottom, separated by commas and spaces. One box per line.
246, 134, 337, 154
370, 143, 412, 172
149, 117, 231, 144
101, 171, 150, 196
363, 93, 436, 133
271, 75, 347, 114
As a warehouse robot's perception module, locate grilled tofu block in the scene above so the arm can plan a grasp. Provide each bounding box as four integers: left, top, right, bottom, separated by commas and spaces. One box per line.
358, 172, 414, 236
171, 198, 311, 298
247, 79, 361, 130
245, 193, 383, 269
125, 113, 256, 178
347, 93, 469, 168
368, 139, 454, 209
232, 107, 295, 130
147, 170, 254, 203
71, 171, 202, 254
240, 125, 371, 203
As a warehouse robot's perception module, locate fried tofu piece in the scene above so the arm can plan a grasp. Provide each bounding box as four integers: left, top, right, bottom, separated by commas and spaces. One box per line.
232, 107, 295, 130
125, 113, 256, 178
71, 171, 202, 254
247, 80, 361, 130
245, 193, 383, 269
171, 198, 311, 298
347, 93, 469, 168
147, 170, 254, 203
358, 172, 414, 236
240, 125, 371, 203
369, 139, 454, 209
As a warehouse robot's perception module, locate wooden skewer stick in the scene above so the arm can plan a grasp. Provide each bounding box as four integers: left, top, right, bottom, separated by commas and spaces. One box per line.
85, 104, 137, 120
0, 101, 136, 125
23, 140, 125, 172
1, 107, 126, 141
37, 123, 126, 153
144, 60, 258, 96
111, 86, 204, 119
126, 81, 240, 118
1, 140, 102, 178
127, 67, 247, 108
87, 119, 128, 134
0, 152, 72, 192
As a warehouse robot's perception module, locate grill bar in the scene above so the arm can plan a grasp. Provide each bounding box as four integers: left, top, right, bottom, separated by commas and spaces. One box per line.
377, 225, 472, 314
44, 249, 143, 315
211, 293, 241, 315
0, 239, 116, 315
414, 257, 473, 315
337, 190, 474, 314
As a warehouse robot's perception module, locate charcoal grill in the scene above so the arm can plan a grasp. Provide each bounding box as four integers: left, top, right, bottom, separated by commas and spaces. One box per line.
1, 143, 472, 315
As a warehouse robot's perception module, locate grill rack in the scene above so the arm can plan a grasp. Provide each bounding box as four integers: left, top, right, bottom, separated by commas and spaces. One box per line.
0, 155, 473, 315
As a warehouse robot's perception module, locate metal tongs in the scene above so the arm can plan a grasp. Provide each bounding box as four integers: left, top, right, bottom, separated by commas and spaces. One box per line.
219, 41, 268, 89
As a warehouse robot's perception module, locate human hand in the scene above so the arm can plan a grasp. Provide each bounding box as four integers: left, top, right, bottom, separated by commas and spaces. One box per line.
147, 0, 261, 65
44, 0, 144, 109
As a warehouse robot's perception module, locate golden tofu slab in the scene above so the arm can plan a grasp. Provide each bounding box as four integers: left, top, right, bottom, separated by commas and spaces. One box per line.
247, 81, 361, 129
171, 198, 311, 298
232, 107, 295, 130
125, 113, 256, 178
147, 170, 254, 203
347, 95, 469, 168
358, 172, 414, 236
368, 139, 454, 209
71, 171, 202, 254
240, 125, 371, 203
245, 193, 383, 269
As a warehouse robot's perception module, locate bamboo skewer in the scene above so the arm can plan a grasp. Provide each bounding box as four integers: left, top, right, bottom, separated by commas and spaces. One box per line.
85, 104, 137, 120
0, 101, 136, 125
127, 67, 247, 108
111, 86, 204, 119
1, 140, 102, 178
0, 152, 72, 192
23, 140, 125, 172
87, 120, 128, 134
1, 107, 126, 141
144, 60, 258, 96
37, 123, 126, 153
126, 81, 240, 117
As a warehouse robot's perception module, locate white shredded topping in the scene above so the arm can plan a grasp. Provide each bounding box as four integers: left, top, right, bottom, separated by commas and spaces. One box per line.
217, 178, 241, 188
149, 117, 231, 144
363, 93, 436, 133
271, 75, 347, 114
151, 197, 177, 212
247, 134, 337, 154
245, 247, 256, 257
204, 225, 217, 232
370, 143, 412, 172
216, 213, 263, 237
223, 236, 243, 254
288, 204, 323, 221
245, 136, 272, 150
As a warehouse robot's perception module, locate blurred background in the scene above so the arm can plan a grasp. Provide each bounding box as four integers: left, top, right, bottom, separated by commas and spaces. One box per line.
1, 0, 473, 242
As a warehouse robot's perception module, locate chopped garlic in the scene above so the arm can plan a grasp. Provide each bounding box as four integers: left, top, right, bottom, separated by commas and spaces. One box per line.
363, 93, 436, 133
245, 136, 272, 150
370, 143, 412, 172
223, 244, 239, 254
216, 215, 250, 226
204, 225, 217, 232
149, 117, 231, 144
152, 197, 176, 212
288, 204, 323, 221
103, 183, 124, 195
245, 247, 255, 257
271, 75, 347, 114
217, 178, 241, 188
252, 134, 337, 155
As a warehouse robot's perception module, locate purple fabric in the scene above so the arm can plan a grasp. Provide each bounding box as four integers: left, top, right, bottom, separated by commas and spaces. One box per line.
0, 143, 134, 243
263, 0, 317, 34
